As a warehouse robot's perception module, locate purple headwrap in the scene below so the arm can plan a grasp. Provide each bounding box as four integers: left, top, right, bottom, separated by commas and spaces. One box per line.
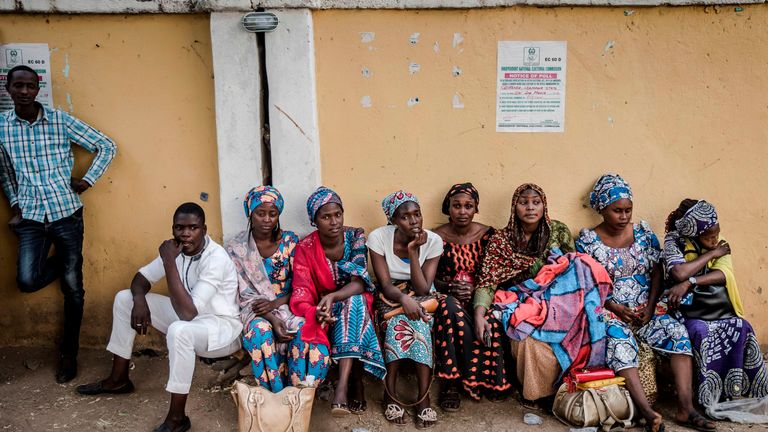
675, 200, 719, 237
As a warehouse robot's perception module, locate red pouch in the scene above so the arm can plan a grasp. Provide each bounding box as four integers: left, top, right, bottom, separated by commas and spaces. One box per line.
571, 368, 615, 383
565, 367, 615, 392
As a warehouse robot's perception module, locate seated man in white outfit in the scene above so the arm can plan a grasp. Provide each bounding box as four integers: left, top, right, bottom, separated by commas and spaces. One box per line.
77, 202, 241, 432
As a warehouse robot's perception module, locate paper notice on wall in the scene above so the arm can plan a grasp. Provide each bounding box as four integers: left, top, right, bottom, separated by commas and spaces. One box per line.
496, 41, 567, 133
0, 43, 53, 112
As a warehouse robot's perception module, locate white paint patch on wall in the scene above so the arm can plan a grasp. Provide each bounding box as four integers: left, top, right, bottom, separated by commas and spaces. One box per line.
360, 32, 375, 43
433, 41, 440, 53
452, 65, 462, 77
452, 92, 465, 109
604, 40, 616, 53
452, 32, 464, 49
361, 66, 372, 78
62, 54, 71, 78
407, 96, 420, 107
408, 62, 421, 74
65, 93, 74, 112
361, 95, 372, 108
409, 32, 420, 44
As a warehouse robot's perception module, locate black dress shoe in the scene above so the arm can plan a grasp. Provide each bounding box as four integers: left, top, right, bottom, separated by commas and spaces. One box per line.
152, 416, 191, 432
76, 379, 135, 395
55, 357, 77, 383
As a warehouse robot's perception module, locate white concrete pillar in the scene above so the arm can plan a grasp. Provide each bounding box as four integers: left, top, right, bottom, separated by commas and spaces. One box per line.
210, 12, 264, 241
265, 9, 322, 237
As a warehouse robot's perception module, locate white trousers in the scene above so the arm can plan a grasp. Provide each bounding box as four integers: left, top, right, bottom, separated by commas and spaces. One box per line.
106, 289, 241, 394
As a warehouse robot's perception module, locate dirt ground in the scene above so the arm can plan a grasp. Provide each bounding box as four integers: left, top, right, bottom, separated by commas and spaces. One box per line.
0, 346, 765, 432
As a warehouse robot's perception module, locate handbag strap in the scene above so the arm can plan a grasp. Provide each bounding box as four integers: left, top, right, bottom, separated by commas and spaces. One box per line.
383, 374, 434, 408
250, 388, 303, 432
593, 387, 634, 429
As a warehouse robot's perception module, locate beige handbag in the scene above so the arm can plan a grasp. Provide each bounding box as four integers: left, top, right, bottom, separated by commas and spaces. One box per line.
552, 383, 635, 431
231, 380, 316, 432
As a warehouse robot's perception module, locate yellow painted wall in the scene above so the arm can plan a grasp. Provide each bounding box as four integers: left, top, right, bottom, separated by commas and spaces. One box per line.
0, 14, 220, 349
313, 7, 768, 341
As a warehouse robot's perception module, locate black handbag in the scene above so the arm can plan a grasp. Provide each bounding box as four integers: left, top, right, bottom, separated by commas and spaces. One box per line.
677, 240, 736, 320
679, 284, 736, 320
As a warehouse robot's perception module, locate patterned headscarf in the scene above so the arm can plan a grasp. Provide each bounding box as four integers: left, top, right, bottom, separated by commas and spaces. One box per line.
381, 190, 419, 224
475, 184, 550, 289
675, 200, 719, 237
306, 186, 343, 226
589, 173, 633, 212
507, 184, 551, 257
243, 185, 284, 217
441, 182, 480, 215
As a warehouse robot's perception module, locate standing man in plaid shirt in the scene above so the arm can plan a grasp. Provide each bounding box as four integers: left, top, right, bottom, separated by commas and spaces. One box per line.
0, 65, 117, 383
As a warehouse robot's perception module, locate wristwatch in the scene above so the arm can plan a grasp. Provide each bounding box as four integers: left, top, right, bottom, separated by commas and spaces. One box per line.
688, 276, 697, 286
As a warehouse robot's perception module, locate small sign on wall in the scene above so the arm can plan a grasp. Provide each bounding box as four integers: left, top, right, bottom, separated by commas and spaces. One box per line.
496, 41, 567, 133
0, 43, 54, 112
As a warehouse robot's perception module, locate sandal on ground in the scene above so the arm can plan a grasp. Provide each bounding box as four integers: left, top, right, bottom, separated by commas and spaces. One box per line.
349, 399, 367, 414
76, 379, 135, 396
152, 416, 191, 432
675, 412, 716, 432
331, 403, 351, 417
384, 403, 407, 426
415, 407, 438, 429
439, 387, 461, 412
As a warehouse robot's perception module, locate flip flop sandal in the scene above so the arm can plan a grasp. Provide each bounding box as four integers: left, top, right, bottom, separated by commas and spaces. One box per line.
438, 388, 461, 412
415, 407, 438, 429
331, 403, 351, 417
675, 412, 716, 432
384, 403, 407, 426
349, 399, 367, 415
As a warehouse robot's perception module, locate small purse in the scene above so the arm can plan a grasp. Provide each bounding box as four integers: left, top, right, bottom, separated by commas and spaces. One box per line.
552, 383, 634, 432
231, 380, 315, 432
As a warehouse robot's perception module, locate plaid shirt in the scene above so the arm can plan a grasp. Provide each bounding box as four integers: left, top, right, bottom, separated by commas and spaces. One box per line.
0, 104, 117, 222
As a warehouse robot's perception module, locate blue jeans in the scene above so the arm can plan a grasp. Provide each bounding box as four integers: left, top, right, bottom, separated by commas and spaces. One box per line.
13, 207, 85, 358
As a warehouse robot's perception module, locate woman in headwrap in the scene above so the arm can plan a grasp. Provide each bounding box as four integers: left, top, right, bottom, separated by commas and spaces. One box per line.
289, 186, 386, 417
664, 199, 768, 420
226, 185, 329, 392
473, 184, 575, 409
368, 190, 443, 429
576, 174, 713, 432
431, 183, 496, 411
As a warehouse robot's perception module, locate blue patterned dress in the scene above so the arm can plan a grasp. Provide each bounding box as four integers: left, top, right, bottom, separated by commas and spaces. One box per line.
576, 221, 692, 371
234, 230, 330, 392
326, 228, 387, 379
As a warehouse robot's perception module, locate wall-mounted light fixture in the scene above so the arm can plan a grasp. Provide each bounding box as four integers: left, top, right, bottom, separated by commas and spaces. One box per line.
242, 12, 279, 33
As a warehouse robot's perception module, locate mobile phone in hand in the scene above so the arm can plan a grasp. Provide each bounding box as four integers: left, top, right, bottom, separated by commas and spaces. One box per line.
483, 330, 492, 347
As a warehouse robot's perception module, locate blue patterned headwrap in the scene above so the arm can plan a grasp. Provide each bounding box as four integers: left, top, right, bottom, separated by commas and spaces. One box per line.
589, 173, 633, 212
306, 186, 343, 226
381, 190, 419, 224
675, 200, 719, 237
243, 185, 284, 217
